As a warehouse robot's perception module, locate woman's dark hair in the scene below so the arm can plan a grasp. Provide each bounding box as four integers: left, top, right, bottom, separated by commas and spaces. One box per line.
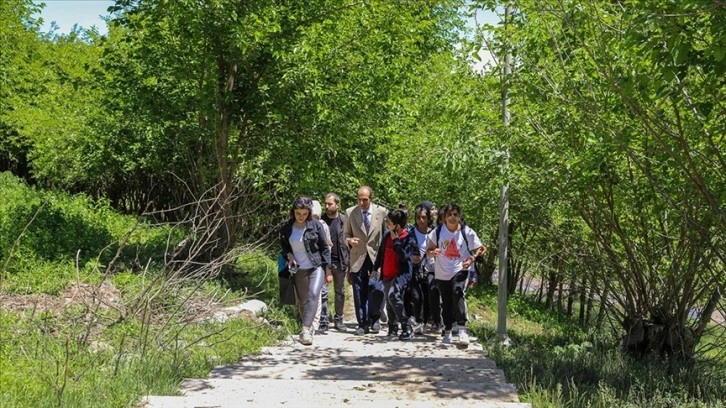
414, 204, 433, 228
441, 203, 466, 225
387, 209, 408, 228
289, 195, 313, 220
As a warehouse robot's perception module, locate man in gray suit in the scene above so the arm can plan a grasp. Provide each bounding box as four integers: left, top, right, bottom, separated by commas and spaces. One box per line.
344, 185, 387, 335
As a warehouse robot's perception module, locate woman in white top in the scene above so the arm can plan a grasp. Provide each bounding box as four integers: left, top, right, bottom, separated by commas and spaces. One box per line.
425, 203, 487, 346
280, 196, 331, 345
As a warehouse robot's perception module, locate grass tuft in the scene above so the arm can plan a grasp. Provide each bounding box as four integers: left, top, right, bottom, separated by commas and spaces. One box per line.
467, 288, 726, 407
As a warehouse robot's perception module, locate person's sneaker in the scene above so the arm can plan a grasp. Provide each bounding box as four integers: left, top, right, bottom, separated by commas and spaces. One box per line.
442, 330, 453, 344
458, 328, 470, 346
399, 327, 414, 341
299, 329, 313, 345
318, 324, 328, 333
426, 323, 442, 333
355, 327, 366, 336
370, 321, 381, 334
408, 317, 423, 335
334, 317, 347, 332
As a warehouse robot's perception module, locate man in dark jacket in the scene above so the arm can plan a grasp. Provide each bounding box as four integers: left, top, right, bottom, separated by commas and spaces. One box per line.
322, 192, 350, 332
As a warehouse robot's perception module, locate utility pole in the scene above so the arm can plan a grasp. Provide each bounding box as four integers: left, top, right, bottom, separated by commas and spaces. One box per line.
492, 3, 513, 347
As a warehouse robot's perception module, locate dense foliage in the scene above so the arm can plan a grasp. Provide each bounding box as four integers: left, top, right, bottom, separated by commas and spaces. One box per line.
475, 0, 725, 362
1, 0, 724, 405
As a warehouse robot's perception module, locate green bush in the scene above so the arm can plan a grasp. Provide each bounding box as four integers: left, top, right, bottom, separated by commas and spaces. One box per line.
0, 172, 180, 290
0, 172, 112, 263
225, 250, 279, 304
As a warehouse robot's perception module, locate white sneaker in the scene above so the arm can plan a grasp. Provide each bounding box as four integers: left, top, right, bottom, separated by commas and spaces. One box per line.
426, 323, 443, 333
408, 317, 423, 335
442, 330, 453, 344
458, 328, 470, 346
299, 329, 313, 346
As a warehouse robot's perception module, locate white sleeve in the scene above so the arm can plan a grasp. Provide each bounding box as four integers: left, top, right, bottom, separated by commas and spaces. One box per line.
465, 227, 483, 255
425, 230, 436, 249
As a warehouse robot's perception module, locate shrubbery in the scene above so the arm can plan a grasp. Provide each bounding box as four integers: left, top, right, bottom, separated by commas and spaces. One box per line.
0, 172, 178, 292
0, 172, 293, 407
467, 290, 726, 408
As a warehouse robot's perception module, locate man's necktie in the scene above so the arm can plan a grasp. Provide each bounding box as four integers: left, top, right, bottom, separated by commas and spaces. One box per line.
362, 210, 370, 233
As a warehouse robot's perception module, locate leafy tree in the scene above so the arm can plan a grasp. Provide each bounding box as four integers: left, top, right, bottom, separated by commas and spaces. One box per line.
479, 0, 725, 361
0, 0, 41, 180
95, 0, 466, 256
1, 0, 106, 192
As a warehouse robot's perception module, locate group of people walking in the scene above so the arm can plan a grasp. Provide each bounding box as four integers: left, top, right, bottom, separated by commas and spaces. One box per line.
279, 186, 487, 346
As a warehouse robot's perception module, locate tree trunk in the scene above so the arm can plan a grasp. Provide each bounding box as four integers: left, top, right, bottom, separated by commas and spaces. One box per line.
536, 277, 544, 303
585, 279, 595, 326
695, 286, 721, 338
545, 271, 558, 310
567, 275, 576, 317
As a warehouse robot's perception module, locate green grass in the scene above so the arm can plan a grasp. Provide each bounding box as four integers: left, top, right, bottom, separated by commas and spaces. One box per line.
0, 173, 297, 407
0, 261, 297, 408
0, 307, 285, 408
467, 286, 726, 407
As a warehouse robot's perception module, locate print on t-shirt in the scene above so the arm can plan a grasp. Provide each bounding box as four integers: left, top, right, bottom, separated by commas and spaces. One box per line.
443, 238, 461, 259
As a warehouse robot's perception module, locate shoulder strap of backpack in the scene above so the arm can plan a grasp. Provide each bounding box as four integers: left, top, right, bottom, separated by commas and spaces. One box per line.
462, 225, 472, 255
436, 224, 472, 255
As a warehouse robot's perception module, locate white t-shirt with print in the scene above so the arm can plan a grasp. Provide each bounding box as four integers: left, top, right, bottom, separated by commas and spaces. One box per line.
426, 225, 482, 280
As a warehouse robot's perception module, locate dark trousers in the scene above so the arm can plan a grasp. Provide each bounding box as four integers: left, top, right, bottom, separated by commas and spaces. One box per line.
388, 272, 412, 328
427, 271, 442, 326
436, 269, 469, 331
320, 282, 330, 327
371, 271, 411, 329
331, 266, 346, 318
406, 266, 430, 324
351, 257, 374, 329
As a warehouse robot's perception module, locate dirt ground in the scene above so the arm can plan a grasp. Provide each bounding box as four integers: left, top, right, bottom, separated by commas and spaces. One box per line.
0, 281, 123, 315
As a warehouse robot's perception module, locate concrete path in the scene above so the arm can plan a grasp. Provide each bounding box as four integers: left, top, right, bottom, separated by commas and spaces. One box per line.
143, 326, 530, 408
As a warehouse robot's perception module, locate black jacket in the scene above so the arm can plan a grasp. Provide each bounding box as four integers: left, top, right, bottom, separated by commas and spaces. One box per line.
280, 219, 331, 269
322, 213, 349, 270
